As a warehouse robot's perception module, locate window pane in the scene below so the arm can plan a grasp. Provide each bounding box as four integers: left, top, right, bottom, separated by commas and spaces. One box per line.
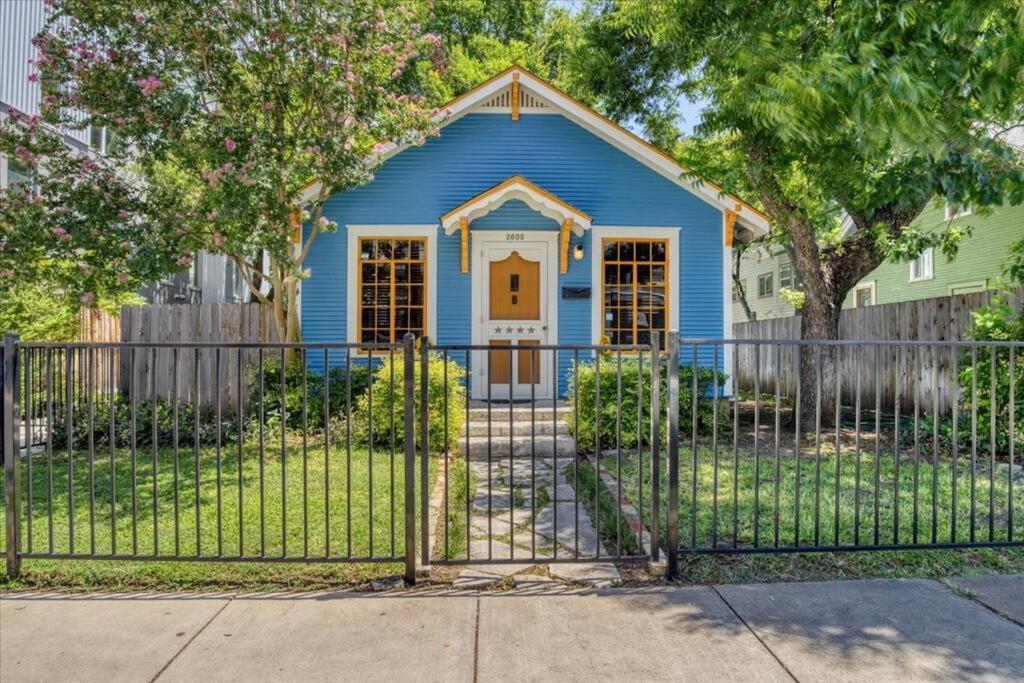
651, 241, 667, 261
618, 241, 634, 262
360, 241, 374, 260
393, 240, 410, 259
636, 242, 651, 262
604, 241, 618, 260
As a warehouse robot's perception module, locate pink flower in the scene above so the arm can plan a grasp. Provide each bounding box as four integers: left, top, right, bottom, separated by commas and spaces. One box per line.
224, 138, 237, 152
135, 75, 163, 96
213, 233, 224, 248
372, 142, 388, 155
317, 216, 330, 226
27, 72, 39, 83
51, 226, 70, 241
261, 101, 273, 111
80, 291, 95, 305
117, 272, 130, 284
132, 11, 145, 22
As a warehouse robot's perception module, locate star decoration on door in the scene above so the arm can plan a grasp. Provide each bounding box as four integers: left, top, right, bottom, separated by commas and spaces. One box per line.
517, 326, 525, 333
505, 326, 514, 333
494, 326, 502, 334
527, 326, 535, 333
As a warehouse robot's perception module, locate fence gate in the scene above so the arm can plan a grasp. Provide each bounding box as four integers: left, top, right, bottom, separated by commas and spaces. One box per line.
421, 339, 660, 569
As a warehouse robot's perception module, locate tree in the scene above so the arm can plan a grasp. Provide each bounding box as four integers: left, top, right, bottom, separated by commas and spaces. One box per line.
577, 0, 1024, 415
13, 0, 441, 346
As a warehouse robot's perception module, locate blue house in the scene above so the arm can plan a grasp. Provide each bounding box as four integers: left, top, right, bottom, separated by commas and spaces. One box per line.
299, 67, 768, 400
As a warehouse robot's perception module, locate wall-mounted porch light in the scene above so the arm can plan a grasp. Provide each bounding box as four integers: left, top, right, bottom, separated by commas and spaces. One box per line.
573, 243, 584, 261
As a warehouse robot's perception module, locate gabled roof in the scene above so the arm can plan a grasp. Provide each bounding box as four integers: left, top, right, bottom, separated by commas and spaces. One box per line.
299, 65, 769, 237
440, 175, 591, 235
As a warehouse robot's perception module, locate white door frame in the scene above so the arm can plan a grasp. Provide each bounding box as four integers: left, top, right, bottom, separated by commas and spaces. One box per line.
470, 230, 559, 400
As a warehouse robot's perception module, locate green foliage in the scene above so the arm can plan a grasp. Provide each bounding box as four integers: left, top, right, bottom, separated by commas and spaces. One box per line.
567, 357, 727, 454
0, 281, 80, 342
353, 352, 466, 453
778, 287, 805, 311
245, 358, 371, 432
51, 395, 240, 451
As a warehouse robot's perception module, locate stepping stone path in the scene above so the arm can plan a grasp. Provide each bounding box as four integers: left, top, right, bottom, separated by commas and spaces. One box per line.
452, 404, 620, 588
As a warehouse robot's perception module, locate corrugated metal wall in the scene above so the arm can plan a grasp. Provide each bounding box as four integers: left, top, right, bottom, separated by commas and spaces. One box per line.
302, 112, 726, 392
1, 0, 89, 146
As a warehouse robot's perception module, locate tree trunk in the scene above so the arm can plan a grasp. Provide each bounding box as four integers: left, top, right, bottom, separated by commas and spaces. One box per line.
798, 288, 843, 426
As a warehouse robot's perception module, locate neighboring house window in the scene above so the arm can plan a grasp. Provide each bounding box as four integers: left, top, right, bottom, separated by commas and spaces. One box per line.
853, 282, 875, 308
779, 261, 799, 290
602, 238, 668, 347
88, 125, 120, 155
3, 157, 33, 189
909, 247, 934, 282
224, 257, 246, 302
757, 272, 774, 298
358, 237, 427, 343
945, 203, 972, 221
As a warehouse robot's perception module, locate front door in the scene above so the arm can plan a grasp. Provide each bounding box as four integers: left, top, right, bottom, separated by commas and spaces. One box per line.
480, 240, 550, 400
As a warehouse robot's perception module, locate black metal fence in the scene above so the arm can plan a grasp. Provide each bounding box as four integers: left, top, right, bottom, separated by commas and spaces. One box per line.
2, 332, 1021, 583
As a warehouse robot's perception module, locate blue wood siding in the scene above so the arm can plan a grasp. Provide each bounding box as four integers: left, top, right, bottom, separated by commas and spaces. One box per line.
303, 112, 724, 388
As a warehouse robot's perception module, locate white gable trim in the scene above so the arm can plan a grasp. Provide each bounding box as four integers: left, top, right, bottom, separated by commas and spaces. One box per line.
440, 175, 591, 235
300, 68, 770, 238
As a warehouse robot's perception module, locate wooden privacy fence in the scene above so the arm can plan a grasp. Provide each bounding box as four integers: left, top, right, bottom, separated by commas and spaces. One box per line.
733, 288, 1023, 414
119, 303, 277, 408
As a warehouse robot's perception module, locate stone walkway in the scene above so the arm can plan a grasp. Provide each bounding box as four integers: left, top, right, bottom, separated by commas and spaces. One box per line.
451, 404, 621, 587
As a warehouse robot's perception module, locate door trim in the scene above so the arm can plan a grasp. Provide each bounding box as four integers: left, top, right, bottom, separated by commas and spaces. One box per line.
470, 230, 559, 399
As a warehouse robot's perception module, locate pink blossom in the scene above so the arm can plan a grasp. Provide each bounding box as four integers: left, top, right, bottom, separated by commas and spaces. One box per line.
372, 142, 388, 155
50, 226, 70, 241
261, 101, 273, 111
117, 272, 130, 284
132, 11, 145, 22
135, 75, 163, 96
225, 138, 237, 152
80, 291, 95, 305
213, 233, 224, 248
391, 69, 402, 79
317, 216, 330, 227
27, 72, 39, 83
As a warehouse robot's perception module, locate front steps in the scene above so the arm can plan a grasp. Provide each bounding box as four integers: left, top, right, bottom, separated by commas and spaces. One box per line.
457, 405, 576, 460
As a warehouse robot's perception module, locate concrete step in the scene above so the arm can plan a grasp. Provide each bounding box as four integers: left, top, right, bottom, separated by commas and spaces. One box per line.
467, 406, 571, 422
457, 434, 577, 460
465, 420, 571, 437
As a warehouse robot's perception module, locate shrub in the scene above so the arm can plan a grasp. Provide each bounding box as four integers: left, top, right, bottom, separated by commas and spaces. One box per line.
567, 356, 726, 453
245, 357, 371, 432
353, 351, 466, 453
51, 394, 240, 450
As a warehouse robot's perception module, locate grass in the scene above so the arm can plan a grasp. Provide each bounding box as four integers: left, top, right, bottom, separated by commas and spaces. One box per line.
435, 455, 474, 560
1, 435, 440, 591
596, 442, 1024, 584
564, 459, 643, 556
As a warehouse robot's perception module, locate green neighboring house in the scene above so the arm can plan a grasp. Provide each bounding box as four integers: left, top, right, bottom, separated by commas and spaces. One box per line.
732, 199, 1024, 322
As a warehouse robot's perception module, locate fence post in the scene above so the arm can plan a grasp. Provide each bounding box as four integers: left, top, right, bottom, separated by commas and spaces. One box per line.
649, 334, 661, 564
4, 333, 21, 579
666, 331, 680, 580
403, 333, 417, 585
419, 336, 430, 569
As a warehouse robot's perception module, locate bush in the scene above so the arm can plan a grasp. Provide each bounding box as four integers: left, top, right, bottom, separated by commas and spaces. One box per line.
353, 351, 466, 453
245, 357, 371, 432
51, 394, 240, 450
567, 356, 726, 453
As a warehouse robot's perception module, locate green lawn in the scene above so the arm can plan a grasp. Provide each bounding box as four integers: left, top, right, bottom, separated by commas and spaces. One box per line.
1, 435, 449, 591
588, 443, 1024, 583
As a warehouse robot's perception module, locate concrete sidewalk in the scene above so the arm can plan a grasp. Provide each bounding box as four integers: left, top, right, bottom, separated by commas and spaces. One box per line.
1, 575, 1022, 682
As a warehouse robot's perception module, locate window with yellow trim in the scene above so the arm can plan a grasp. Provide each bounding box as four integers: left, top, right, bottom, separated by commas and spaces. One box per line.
602, 238, 668, 348
358, 238, 426, 343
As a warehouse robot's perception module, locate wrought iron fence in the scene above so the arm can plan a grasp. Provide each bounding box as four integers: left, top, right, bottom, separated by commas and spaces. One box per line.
2, 332, 1021, 583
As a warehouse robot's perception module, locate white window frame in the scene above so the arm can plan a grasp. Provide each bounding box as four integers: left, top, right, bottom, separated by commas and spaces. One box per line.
852, 280, 876, 308
345, 225, 438, 345
590, 226, 680, 347
909, 247, 934, 282
944, 202, 972, 221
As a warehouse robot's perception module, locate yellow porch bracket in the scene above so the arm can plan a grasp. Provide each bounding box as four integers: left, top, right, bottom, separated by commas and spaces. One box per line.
511, 72, 520, 121
560, 218, 572, 274
460, 216, 470, 273
724, 210, 737, 247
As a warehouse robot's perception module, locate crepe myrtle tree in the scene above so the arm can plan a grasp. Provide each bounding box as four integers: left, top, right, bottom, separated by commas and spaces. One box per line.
26, 0, 443, 346
0, 109, 188, 311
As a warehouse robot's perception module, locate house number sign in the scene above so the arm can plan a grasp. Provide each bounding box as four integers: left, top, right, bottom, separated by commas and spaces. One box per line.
504, 232, 526, 241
